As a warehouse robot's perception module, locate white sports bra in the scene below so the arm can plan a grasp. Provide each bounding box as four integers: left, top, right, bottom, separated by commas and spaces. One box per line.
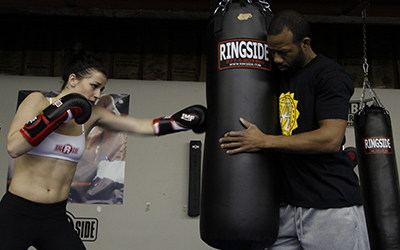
27, 98, 86, 163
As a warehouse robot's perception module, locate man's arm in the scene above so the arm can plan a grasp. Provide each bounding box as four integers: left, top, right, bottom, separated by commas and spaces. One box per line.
219, 117, 347, 155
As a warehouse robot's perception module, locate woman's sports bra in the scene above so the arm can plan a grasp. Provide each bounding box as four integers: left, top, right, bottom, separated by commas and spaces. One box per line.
26, 98, 86, 163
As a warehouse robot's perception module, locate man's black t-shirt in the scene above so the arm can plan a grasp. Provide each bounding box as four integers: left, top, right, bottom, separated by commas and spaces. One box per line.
277, 54, 363, 208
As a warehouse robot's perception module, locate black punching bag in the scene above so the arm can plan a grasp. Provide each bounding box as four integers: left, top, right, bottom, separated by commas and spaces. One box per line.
354, 106, 400, 249
200, 1, 280, 249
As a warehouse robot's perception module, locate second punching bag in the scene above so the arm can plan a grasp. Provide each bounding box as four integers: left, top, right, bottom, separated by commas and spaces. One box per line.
354, 106, 400, 249
200, 1, 280, 249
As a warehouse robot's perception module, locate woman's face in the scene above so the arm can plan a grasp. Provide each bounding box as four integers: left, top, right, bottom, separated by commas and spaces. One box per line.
72, 70, 107, 104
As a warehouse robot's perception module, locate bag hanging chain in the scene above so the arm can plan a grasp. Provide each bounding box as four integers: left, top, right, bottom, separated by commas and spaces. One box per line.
255, 0, 272, 13
214, 0, 232, 14
359, 2, 385, 111
214, 0, 271, 15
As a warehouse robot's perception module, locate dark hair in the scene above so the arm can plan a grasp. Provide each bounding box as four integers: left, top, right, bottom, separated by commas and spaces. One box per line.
61, 43, 107, 90
268, 10, 310, 44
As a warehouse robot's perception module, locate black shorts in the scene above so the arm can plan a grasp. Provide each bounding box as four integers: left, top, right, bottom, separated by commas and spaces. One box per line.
0, 191, 86, 250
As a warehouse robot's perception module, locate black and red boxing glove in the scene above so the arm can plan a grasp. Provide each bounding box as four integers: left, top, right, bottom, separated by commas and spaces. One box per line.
153, 105, 207, 136
20, 93, 92, 146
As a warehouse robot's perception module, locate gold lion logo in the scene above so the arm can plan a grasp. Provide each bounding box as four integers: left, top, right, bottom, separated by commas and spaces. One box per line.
279, 92, 300, 136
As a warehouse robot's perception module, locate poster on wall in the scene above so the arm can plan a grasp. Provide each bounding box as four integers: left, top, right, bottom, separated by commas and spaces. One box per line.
347, 98, 373, 127
7, 90, 129, 205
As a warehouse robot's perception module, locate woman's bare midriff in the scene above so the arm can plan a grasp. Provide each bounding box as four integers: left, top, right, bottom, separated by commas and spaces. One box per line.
8, 154, 77, 204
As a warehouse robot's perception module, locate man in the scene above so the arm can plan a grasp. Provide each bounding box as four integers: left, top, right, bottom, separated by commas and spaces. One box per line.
219, 10, 370, 249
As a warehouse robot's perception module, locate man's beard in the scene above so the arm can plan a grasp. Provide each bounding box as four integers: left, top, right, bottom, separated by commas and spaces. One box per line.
282, 50, 306, 75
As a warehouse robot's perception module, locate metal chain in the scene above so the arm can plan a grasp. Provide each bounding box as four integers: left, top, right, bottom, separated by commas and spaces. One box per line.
214, 0, 271, 15
359, 2, 385, 111
362, 8, 369, 77
256, 0, 272, 13
214, 0, 232, 15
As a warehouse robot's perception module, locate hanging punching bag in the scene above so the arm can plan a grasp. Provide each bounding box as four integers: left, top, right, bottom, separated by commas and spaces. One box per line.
200, 1, 280, 249
354, 106, 400, 249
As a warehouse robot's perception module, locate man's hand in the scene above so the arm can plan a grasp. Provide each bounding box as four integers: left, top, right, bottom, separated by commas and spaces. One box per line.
219, 118, 267, 155
220, 118, 348, 155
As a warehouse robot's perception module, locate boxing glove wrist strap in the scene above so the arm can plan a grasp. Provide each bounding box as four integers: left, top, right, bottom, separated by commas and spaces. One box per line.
153, 116, 189, 136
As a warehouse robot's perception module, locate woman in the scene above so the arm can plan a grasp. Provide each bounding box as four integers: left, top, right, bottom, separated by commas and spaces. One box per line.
0, 44, 205, 249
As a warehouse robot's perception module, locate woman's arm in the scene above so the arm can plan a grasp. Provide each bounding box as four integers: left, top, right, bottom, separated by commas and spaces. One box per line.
89, 104, 207, 136
88, 105, 155, 135
7, 92, 48, 158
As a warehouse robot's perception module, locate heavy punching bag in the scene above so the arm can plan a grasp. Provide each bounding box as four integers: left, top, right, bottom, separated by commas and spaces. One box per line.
354, 105, 400, 249
200, 1, 280, 249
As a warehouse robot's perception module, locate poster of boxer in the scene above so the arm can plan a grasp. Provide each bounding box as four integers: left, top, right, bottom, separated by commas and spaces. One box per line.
7, 90, 129, 205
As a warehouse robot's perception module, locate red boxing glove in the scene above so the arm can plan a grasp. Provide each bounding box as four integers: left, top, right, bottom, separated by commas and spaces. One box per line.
20, 93, 91, 146
153, 105, 207, 136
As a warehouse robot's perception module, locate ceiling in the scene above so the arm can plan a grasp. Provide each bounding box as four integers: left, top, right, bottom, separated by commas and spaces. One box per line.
0, 0, 399, 24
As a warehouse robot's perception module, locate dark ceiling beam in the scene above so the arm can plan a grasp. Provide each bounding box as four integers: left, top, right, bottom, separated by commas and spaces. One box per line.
62, 0, 77, 8
341, 2, 363, 16
306, 15, 400, 25
0, 6, 212, 20
0, 2, 399, 24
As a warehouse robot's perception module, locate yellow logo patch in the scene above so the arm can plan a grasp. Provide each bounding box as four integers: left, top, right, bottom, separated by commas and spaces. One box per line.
279, 92, 300, 136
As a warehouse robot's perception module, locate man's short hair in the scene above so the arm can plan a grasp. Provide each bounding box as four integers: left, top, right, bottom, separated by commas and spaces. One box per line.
268, 10, 310, 44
